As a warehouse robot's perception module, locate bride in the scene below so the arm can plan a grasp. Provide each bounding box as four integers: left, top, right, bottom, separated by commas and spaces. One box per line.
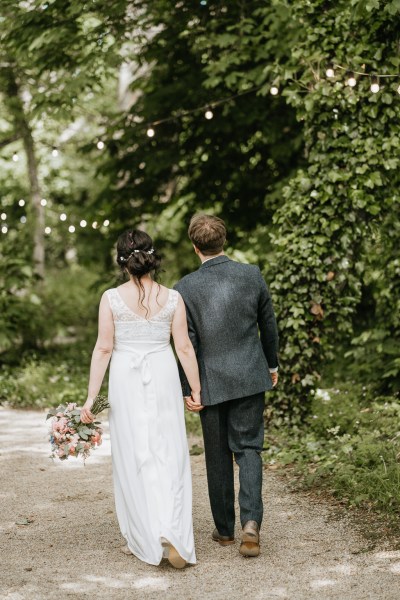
80, 229, 202, 568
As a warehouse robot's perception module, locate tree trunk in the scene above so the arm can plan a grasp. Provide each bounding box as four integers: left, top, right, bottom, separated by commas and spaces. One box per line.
1, 66, 45, 278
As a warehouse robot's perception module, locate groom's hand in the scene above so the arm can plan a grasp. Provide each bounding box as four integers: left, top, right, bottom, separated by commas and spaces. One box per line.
184, 395, 204, 412
271, 372, 278, 387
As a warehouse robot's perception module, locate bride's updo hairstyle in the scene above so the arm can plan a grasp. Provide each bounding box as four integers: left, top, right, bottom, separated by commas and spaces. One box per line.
116, 229, 161, 277
117, 229, 161, 283
117, 229, 161, 318
116, 230, 162, 315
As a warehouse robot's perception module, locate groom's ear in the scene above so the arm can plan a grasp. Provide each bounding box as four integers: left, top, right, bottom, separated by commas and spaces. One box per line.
193, 244, 200, 255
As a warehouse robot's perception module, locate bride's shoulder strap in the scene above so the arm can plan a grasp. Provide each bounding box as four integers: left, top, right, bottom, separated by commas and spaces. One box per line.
104, 288, 119, 313
169, 288, 180, 311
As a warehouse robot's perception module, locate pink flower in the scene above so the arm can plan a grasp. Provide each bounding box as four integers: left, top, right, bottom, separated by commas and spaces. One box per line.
66, 403, 77, 412
91, 432, 101, 445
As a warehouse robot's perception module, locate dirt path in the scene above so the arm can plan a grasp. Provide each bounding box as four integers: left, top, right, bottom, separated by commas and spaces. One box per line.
1, 407, 399, 600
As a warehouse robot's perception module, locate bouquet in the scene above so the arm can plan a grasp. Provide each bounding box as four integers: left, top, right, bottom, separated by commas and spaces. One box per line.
46, 395, 109, 462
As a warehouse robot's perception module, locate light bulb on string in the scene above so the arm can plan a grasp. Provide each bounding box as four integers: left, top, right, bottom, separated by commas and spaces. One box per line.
146, 127, 155, 138
68, 225, 75, 233
346, 71, 357, 87
205, 109, 214, 120
18, 199, 25, 207
45, 226, 52, 235
40, 198, 47, 206
20, 216, 27, 224
92, 221, 98, 229
60, 213, 67, 221
370, 76, 380, 93
103, 219, 110, 227
1, 212, 7, 220
270, 85, 279, 96
80, 219, 87, 227
52, 147, 59, 157
326, 64, 335, 78
1, 226, 8, 234
12, 153, 19, 162
97, 140, 105, 150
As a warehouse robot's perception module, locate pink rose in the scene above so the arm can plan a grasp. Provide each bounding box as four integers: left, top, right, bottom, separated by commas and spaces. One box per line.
91, 432, 101, 445
66, 403, 76, 411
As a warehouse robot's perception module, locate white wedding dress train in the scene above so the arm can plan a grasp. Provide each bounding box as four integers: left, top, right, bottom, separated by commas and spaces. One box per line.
106, 287, 196, 565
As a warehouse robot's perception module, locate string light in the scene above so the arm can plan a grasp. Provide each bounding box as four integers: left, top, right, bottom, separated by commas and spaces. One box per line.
80, 219, 87, 227
45, 226, 51, 234
146, 127, 155, 138
40, 198, 47, 206
398, 84, 400, 94
52, 147, 59, 157
12, 153, 19, 162
92, 221, 98, 229
96, 140, 105, 150
370, 76, 380, 93
103, 219, 110, 227
346, 71, 357, 87
1, 213, 6, 220
326, 64, 335, 78
205, 109, 214, 120
20, 216, 27, 224
68, 225, 75, 233
18, 199, 25, 207
1, 225, 8, 234
270, 86, 279, 96
60, 213, 67, 221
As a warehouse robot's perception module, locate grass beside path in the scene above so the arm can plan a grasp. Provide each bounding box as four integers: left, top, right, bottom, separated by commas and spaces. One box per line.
264, 384, 400, 518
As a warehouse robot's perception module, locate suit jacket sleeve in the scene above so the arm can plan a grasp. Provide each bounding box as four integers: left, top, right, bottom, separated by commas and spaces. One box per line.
173, 283, 198, 396
257, 269, 279, 370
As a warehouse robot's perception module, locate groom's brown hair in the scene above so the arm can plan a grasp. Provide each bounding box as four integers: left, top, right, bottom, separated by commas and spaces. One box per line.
188, 214, 226, 256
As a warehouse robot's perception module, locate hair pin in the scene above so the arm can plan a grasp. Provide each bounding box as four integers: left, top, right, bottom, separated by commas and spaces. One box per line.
119, 248, 155, 262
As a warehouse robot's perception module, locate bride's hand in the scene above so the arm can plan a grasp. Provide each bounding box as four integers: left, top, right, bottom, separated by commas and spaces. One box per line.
184, 391, 204, 412
80, 402, 95, 423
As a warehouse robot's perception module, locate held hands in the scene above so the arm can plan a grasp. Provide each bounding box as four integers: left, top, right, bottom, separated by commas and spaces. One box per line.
80, 401, 95, 424
184, 390, 204, 412
271, 372, 278, 387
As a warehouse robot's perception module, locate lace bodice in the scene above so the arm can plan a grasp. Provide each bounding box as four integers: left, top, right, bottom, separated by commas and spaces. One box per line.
106, 287, 179, 347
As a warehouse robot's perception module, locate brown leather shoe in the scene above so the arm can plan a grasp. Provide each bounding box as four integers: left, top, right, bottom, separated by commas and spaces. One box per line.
239, 520, 260, 557
212, 528, 235, 546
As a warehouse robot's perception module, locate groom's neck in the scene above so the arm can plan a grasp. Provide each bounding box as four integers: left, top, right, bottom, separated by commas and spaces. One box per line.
199, 251, 225, 264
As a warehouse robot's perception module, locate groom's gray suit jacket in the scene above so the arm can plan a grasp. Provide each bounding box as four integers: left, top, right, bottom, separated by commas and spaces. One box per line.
174, 256, 279, 406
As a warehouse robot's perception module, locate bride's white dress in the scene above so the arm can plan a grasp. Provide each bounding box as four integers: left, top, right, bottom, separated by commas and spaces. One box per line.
105, 287, 196, 565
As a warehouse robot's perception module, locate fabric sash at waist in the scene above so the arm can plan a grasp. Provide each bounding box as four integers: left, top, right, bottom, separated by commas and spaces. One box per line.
112, 342, 171, 472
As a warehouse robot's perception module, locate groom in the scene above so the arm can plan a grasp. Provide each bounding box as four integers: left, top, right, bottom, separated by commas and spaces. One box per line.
174, 214, 279, 557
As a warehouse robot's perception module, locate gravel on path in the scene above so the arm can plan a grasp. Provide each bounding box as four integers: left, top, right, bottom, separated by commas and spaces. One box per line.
1, 407, 399, 600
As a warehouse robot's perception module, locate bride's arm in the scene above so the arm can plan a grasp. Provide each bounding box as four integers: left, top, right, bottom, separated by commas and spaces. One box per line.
81, 293, 114, 423
172, 295, 202, 407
